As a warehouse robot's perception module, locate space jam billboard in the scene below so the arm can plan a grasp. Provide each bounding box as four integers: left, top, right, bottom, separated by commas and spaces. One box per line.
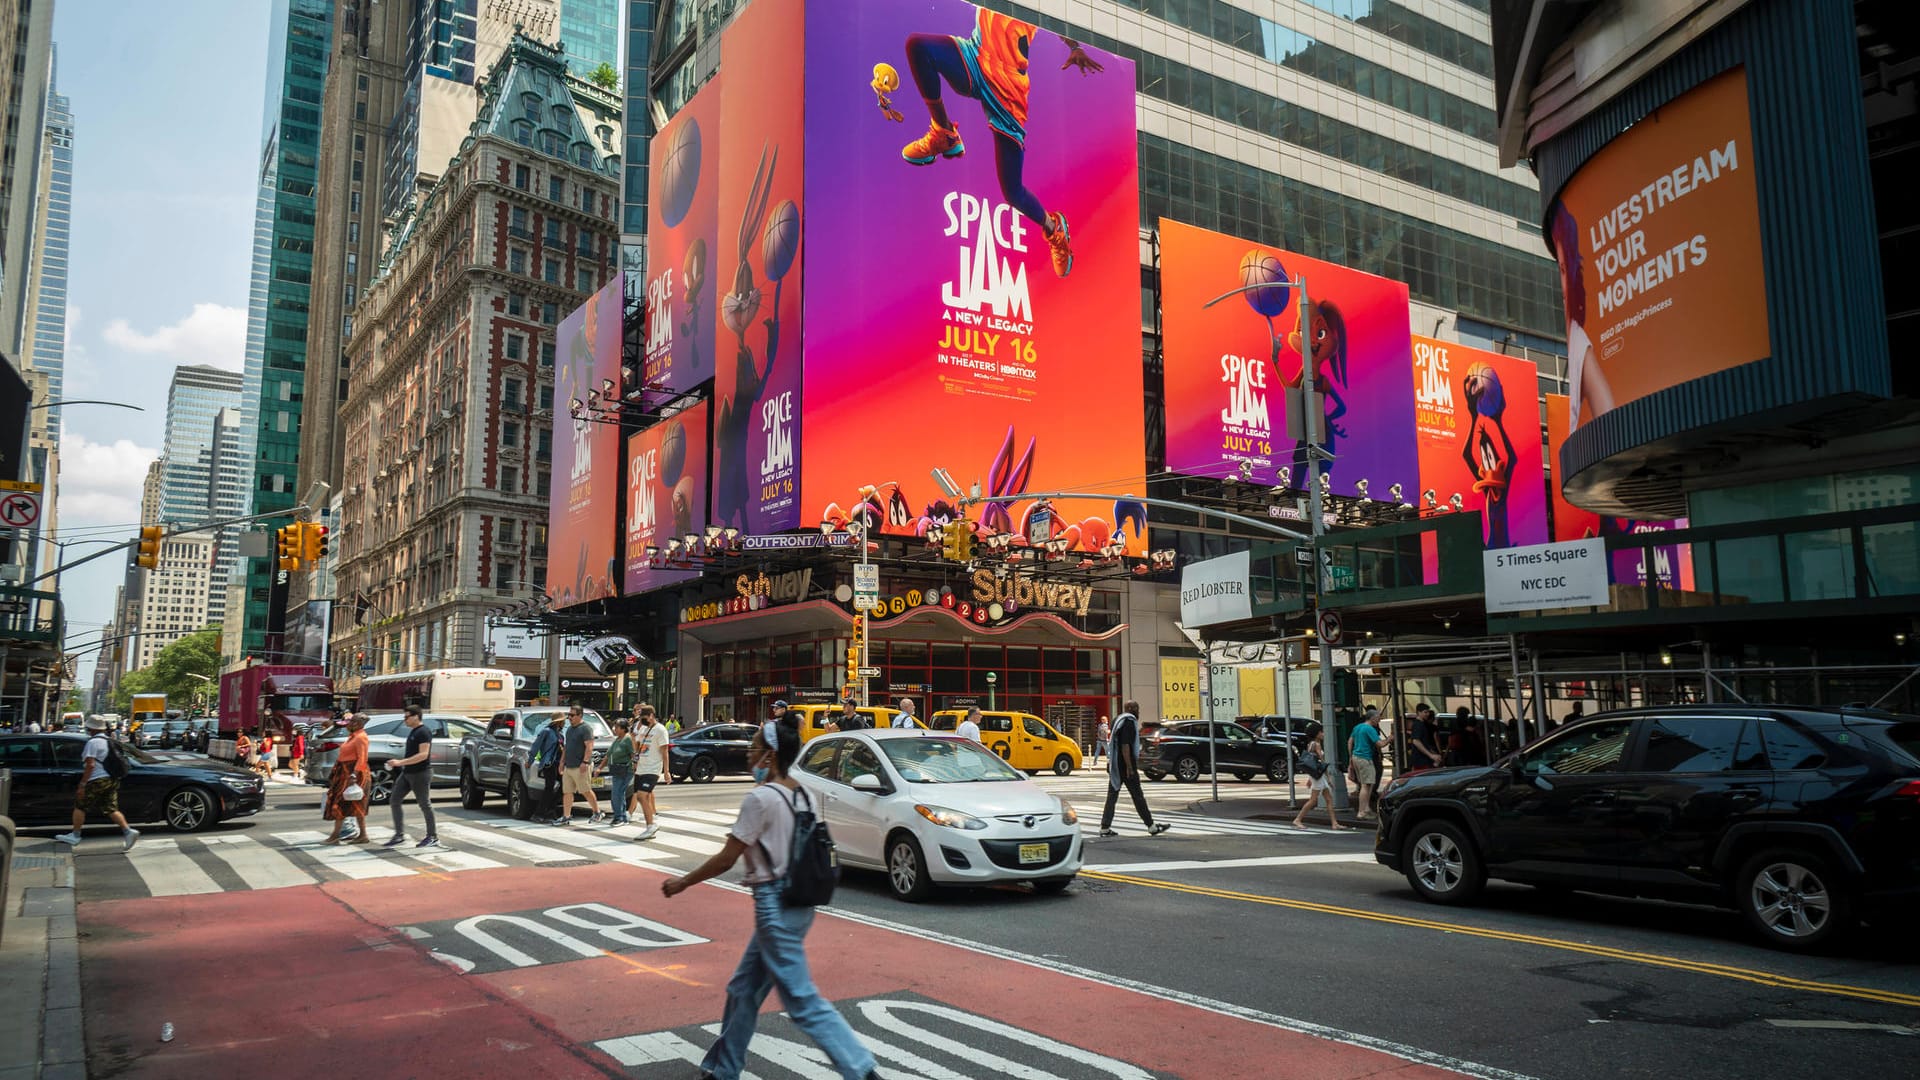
644, 75, 722, 405
546, 278, 624, 607
696, 0, 1145, 551
624, 401, 712, 596
1412, 335, 1546, 580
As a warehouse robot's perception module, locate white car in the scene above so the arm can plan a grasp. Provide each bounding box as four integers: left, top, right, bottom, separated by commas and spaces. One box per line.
792, 729, 1083, 901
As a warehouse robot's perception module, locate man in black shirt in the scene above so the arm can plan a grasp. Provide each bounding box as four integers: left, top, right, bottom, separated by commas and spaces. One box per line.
833, 698, 866, 731
385, 705, 439, 848
1099, 701, 1171, 838
1402, 703, 1445, 779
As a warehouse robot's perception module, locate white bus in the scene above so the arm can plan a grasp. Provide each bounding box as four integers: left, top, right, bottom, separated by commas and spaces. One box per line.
358, 668, 516, 721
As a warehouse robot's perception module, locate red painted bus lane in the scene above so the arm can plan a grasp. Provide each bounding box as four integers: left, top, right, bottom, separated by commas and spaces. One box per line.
80, 865, 1478, 1079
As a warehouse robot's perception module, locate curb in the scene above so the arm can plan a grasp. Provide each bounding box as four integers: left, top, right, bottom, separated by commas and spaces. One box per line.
3, 833, 85, 1080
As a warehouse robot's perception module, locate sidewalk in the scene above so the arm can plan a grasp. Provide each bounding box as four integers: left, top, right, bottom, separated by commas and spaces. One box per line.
1180, 778, 1374, 831
1, 832, 84, 1080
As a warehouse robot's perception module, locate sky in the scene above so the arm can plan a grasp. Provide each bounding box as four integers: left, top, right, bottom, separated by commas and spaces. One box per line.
51, 1, 271, 690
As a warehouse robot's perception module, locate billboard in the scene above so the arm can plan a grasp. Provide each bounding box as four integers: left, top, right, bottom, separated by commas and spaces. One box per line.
798, 0, 1146, 553
1548, 66, 1770, 431
1546, 393, 1693, 589
644, 74, 723, 403
1159, 219, 1418, 500
547, 278, 625, 607
624, 401, 712, 595
712, 0, 807, 534
1413, 336, 1546, 577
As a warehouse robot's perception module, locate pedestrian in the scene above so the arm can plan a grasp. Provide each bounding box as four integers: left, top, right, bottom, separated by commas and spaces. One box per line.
1347, 706, 1382, 820
531, 714, 566, 823
559, 705, 604, 825
606, 719, 635, 826
832, 698, 866, 731
383, 705, 439, 848
26, 719, 39, 733
256, 730, 276, 779
632, 706, 672, 840
1094, 715, 1110, 765
54, 717, 139, 850
1563, 702, 1585, 729
235, 729, 253, 769
324, 714, 372, 844
892, 696, 920, 729
952, 703, 983, 745
291, 726, 308, 781
1402, 703, 1445, 778
1098, 701, 1170, 837
1292, 729, 1346, 830
667, 714, 682, 734
768, 698, 790, 728
660, 720, 881, 1080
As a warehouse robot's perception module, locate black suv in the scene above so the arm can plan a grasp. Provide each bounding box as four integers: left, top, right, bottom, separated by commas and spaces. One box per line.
1140, 720, 1298, 783
1375, 706, 1920, 949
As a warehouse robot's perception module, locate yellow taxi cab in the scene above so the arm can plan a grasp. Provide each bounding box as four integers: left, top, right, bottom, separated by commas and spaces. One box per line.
785, 703, 908, 743
928, 709, 1083, 775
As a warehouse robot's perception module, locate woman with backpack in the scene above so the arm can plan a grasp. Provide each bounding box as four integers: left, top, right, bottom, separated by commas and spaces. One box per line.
661, 720, 879, 1080
1291, 730, 1347, 831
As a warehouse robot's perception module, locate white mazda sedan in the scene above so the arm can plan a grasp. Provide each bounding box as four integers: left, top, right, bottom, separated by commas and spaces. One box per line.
792, 729, 1083, 901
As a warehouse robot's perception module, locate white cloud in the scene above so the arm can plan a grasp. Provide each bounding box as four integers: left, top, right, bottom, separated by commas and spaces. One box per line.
54, 428, 159, 526
102, 302, 247, 371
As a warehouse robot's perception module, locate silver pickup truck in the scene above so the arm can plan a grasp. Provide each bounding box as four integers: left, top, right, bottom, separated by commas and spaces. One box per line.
458, 707, 613, 819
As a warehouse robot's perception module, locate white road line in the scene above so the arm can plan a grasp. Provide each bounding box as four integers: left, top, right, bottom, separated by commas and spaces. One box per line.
403, 846, 508, 873
271, 832, 414, 879
123, 837, 223, 897
435, 822, 582, 865
1084, 853, 1377, 873
488, 820, 683, 863
196, 834, 316, 890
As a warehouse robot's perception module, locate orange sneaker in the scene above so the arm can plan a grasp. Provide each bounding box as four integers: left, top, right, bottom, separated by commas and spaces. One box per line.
1045, 211, 1073, 277
902, 122, 964, 165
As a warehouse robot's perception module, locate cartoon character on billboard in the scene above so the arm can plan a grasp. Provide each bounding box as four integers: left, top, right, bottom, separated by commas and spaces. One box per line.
715, 143, 800, 530
1549, 201, 1615, 428
1282, 301, 1349, 493
895, 8, 1104, 278
1461, 362, 1517, 548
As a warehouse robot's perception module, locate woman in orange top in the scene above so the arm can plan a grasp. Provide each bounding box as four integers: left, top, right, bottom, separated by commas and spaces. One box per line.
324, 714, 371, 845
234, 730, 253, 767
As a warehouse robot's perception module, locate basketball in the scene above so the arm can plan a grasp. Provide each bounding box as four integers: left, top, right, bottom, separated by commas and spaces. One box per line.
661, 419, 687, 486
672, 476, 697, 537
763, 199, 800, 281
657, 117, 702, 228
1239, 249, 1291, 318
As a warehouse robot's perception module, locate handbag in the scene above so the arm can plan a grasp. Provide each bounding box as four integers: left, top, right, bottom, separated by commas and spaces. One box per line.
341, 781, 365, 802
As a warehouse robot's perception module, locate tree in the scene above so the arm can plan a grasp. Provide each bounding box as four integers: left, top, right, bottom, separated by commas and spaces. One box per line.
114, 627, 221, 712
587, 62, 619, 92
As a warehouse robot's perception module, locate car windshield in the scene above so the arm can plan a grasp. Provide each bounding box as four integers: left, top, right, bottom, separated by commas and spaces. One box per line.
877, 737, 1025, 783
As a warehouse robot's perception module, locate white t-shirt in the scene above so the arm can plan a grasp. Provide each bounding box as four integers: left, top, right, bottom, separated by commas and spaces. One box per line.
956, 720, 981, 743
82, 735, 112, 780
634, 723, 669, 775
892, 712, 918, 729
731, 784, 800, 885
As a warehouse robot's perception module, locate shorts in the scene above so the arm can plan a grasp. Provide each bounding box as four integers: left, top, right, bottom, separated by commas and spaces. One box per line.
561, 764, 594, 794
79, 777, 120, 815
635, 774, 659, 793
1309, 773, 1331, 793
1352, 757, 1377, 785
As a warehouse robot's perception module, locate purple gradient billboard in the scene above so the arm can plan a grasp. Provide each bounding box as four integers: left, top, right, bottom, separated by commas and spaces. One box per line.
547, 278, 624, 606
644, 75, 722, 404
625, 401, 712, 595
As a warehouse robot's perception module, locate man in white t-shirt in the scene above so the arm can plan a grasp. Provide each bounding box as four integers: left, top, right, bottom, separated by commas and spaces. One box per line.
893, 697, 920, 729
632, 706, 672, 840
56, 718, 140, 850
955, 706, 983, 744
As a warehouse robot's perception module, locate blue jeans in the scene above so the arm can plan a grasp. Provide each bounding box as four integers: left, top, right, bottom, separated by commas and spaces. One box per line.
609, 772, 632, 824
701, 884, 874, 1080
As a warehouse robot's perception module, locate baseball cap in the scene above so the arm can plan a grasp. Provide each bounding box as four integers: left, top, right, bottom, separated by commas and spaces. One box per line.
771, 699, 788, 710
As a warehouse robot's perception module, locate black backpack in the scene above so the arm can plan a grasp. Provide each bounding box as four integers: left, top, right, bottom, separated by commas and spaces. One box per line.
103, 739, 130, 780
761, 786, 838, 907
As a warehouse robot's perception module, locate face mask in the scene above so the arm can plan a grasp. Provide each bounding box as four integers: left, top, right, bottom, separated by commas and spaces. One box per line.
752, 765, 770, 783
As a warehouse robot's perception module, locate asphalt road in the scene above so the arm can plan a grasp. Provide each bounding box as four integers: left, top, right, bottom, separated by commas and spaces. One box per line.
44, 765, 1920, 1079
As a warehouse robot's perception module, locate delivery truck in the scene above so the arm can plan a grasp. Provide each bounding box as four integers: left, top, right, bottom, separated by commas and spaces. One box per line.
218, 662, 334, 740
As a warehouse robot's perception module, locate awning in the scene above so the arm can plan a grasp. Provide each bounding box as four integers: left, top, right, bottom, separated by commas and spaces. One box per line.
679, 599, 1126, 647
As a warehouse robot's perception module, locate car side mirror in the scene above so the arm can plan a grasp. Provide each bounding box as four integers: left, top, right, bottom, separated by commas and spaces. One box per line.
850, 773, 888, 794
491, 727, 513, 741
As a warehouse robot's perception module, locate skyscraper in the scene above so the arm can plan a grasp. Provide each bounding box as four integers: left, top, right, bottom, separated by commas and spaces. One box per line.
203, 407, 248, 626
238, 0, 333, 660
559, 0, 621, 76
620, 0, 655, 269
23, 48, 68, 400
0, 0, 52, 358
160, 365, 244, 525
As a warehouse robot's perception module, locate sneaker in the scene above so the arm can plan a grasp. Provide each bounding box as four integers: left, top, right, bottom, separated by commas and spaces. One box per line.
53, 831, 80, 846
1044, 211, 1073, 277
901, 121, 964, 165
1149, 823, 1171, 835
554, 818, 573, 828
638, 823, 659, 840
1097, 828, 1118, 838
384, 835, 408, 848
611, 817, 628, 827
416, 836, 439, 849
123, 828, 141, 852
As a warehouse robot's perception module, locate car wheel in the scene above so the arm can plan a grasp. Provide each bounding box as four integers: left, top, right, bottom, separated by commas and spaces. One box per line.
1233, 770, 1256, 782
1053, 754, 1074, 776
459, 766, 485, 810
1145, 769, 1166, 782
369, 770, 394, 806
1736, 849, 1851, 950
887, 832, 935, 902
1174, 755, 1201, 783
1033, 876, 1074, 895
507, 770, 534, 820
164, 787, 216, 833
990, 741, 1012, 761
1265, 757, 1287, 782
1401, 819, 1484, 905
691, 756, 717, 783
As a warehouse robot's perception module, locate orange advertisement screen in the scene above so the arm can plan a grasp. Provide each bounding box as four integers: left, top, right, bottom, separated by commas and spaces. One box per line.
1545, 393, 1601, 543
1413, 336, 1546, 580
1549, 66, 1771, 431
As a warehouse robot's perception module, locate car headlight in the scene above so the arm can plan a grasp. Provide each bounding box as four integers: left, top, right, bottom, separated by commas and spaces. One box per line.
1056, 798, 1078, 825
220, 776, 259, 791
914, 804, 988, 830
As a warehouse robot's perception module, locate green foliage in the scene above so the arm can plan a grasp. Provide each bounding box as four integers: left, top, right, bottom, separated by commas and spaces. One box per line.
587, 62, 619, 91
114, 627, 221, 711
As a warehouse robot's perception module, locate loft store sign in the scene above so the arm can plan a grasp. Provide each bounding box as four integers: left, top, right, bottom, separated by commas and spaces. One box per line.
970, 569, 1095, 617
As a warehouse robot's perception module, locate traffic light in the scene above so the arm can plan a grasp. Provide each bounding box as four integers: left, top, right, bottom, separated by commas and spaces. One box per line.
846, 614, 865, 684
134, 526, 164, 570
941, 525, 974, 562
275, 524, 302, 571
300, 522, 330, 562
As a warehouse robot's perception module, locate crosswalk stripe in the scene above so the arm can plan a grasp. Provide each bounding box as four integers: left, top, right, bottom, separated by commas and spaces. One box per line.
196, 834, 314, 891
271, 832, 415, 879
404, 845, 508, 873
435, 822, 582, 866
488, 820, 683, 864
125, 837, 223, 897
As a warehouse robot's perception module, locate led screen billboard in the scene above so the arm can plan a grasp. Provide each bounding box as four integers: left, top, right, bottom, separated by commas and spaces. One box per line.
1413, 335, 1546, 565
1548, 66, 1770, 432
1159, 219, 1418, 501
625, 401, 712, 596
644, 75, 722, 404
798, 0, 1146, 553
547, 278, 625, 607
1546, 392, 1693, 589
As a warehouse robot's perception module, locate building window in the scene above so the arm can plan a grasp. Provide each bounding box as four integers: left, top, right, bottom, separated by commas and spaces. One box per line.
354, 101, 366, 121
503, 378, 522, 408
344, 284, 355, 308
357, 74, 369, 92
501, 465, 519, 491
347, 222, 360, 244
504, 335, 523, 360
539, 385, 553, 410
581, 187, 595, 214
350, 191, 361, 214
354, 133, 365, 152
576, 267, 593, 292
537, 470, 550, 496
549, 175, 565, 202
541, 301, 557, 324
508, 248, 527, 274
544, 219, 562, 245
544, 258, 561, 284
345, 253, 358, 278
514, 164, 530, 190
507, 292, 524, 316
351, 159, 363, 181
509, 206, 529, 237
496, 563, 515, 589
499, 519, 515, 543
502, 420, 520, 448
540, 341, 554, 367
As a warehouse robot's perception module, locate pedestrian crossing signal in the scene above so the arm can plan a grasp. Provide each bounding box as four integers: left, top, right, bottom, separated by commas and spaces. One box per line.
134, 526, 164, 570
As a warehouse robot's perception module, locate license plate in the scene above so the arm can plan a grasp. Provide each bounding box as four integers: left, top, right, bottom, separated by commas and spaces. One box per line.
1018, 842, 1050, 865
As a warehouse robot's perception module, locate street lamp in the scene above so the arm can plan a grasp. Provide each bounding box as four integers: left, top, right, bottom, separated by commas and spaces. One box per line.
985, 670, 998, 711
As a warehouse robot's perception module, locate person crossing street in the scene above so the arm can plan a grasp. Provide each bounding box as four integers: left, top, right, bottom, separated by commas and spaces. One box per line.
531, 715, 566, 824
631, 705, 672, 840
558, 705, 605, 825
53, 717, 139, 851
1099, 701, 1169, 838
384, 705, 439, 848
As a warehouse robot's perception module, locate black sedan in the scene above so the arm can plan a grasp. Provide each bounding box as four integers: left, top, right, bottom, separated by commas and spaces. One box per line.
668, 723, 758, 782
1, 732, 266, 832
1139, 720, 1297, 782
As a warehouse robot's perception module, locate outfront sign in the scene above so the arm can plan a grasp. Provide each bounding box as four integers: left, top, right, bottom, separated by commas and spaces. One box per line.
1483, 538, 1609, 613
1179, 551, 1252, 627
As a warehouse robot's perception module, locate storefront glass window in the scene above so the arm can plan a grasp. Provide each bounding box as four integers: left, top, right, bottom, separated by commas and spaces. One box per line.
932, 644, 967, 668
